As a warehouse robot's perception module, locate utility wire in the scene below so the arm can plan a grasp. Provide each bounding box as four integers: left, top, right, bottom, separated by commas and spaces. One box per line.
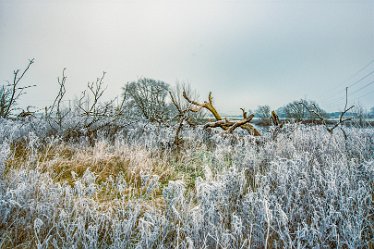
347, 59, 374, 82
328, 83, 374, 106
322, 70, 373, 105
323, 73, 374, 106
349, 79, 374, 96
320, 59, 374, 102
355, 88, 374, 99
324, 59, 374, 92
347, 68, 374, 88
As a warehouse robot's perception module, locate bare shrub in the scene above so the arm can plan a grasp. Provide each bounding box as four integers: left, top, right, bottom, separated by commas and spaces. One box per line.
169, 82, 206, 147
0, 59, 36, 118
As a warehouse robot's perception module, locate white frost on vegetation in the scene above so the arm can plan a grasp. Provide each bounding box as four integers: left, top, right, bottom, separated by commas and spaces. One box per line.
0, 118, 373, 248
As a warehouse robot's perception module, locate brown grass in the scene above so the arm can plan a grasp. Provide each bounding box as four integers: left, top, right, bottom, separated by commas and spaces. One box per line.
2, 141, 179, 248
4, 140, 182, 204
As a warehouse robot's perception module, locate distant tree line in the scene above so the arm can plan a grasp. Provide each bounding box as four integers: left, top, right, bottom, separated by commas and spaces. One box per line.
1, 59, 372, 146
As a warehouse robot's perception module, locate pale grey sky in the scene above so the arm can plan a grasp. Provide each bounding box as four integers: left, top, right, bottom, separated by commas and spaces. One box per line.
1, 0, 373, 114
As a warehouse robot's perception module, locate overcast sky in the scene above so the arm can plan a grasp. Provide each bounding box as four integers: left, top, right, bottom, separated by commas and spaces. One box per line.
1, 0, 373, 114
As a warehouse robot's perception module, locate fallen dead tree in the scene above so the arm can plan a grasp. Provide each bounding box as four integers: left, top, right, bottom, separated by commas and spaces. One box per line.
182, 91, 261, 136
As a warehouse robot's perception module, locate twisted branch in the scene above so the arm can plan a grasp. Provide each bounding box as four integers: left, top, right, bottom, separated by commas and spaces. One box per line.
183, 91, 261, 136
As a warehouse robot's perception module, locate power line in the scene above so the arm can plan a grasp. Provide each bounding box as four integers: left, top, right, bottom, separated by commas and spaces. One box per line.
328, 83, 374, 106
322, 71, 374, 106
347, 68, 374, 88
324, 58, 374, 93
320, 59, 374, 102
323, 85, 368, 107
321, 90, 347, 104
355, 88, 374, 100
349, 79, 374, 96
347, 59, 374, 82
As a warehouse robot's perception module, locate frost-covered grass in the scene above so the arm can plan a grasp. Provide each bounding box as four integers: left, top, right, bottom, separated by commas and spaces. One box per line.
0, 117, 373, 248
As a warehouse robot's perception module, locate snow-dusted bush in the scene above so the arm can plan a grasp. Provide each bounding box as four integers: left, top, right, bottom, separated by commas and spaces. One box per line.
0, 117, 373, 248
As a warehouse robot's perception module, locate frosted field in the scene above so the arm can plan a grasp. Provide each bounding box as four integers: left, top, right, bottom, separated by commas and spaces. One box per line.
0, 117, 373, 248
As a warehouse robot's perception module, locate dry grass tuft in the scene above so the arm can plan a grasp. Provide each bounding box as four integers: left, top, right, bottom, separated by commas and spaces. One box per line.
4, 140, 182, 205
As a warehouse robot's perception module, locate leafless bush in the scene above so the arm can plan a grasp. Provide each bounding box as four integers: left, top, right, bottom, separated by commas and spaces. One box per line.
0, 59, 36, 118
352, 102, 368, 126
41, 70, 127, 143
302, 87, 354, 135
169, 82, 206, 146
45, 68, 70, 132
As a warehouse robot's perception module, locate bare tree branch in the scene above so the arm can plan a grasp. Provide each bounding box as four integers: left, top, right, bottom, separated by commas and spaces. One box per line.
1, 58, 36, 118
183, 91, 261, 136
240, 108, 247, 119
227, 114, 254, 133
